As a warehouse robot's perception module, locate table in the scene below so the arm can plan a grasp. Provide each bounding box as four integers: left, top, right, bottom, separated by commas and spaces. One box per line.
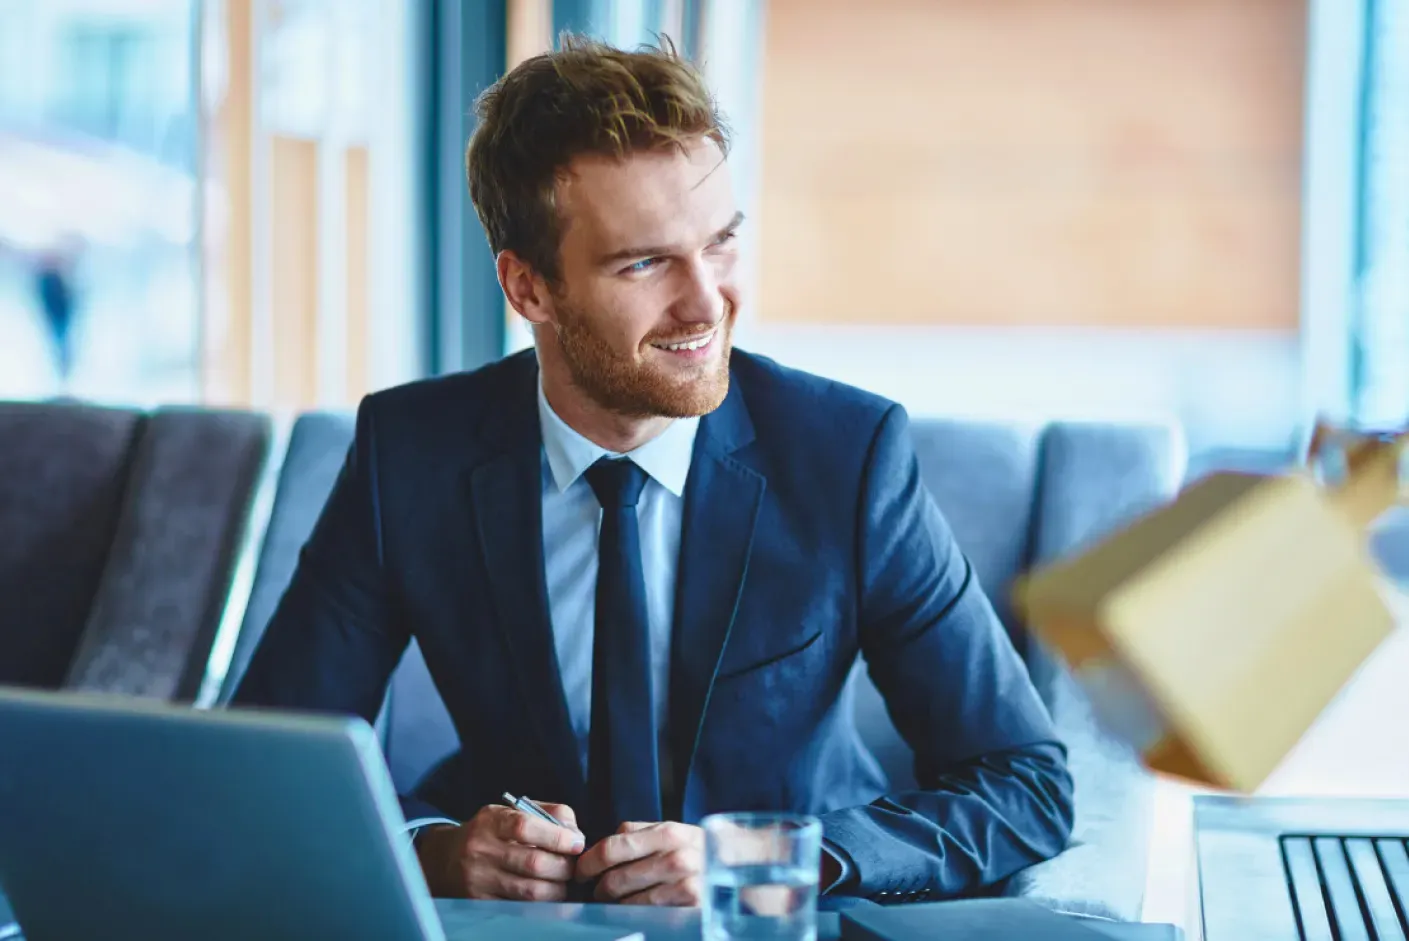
0, 894, 846, 941
434, 899, 1177, 940
437, 899, 838, 941
0, 891, 1174, 941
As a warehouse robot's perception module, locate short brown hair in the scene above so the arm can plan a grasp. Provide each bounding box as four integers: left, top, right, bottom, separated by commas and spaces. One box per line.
466, 35, 730, 285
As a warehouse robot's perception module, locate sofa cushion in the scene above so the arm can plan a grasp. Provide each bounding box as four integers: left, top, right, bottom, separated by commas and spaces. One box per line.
1032, 423, 1184, 566
0, 402, 143, 688
66, 408, 270, 701
908, 421, 1043, 639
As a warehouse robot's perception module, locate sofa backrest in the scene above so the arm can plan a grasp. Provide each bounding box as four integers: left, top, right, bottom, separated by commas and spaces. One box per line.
0, 403, 144, 688
0, 401, 269, 700
227, 412, 1183, 794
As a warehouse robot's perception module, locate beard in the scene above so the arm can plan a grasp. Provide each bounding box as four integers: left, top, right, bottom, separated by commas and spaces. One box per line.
551, 295, 733, 419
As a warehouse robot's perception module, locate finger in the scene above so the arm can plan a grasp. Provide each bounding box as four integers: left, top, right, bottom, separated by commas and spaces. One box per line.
572, 817, 665, 879
500, 842, 575, 882
491, 873, 569, 903
496, 807, 586, 855
534, 801, 579, 832
620, 877, 703, 908
619, 820, 653, 833
595, 847, 698, 901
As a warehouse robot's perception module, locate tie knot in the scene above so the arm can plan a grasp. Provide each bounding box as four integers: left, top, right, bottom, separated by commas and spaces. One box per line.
585, 458, 649, 510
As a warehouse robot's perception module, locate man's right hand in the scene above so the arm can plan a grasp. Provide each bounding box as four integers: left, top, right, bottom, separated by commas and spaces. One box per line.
414, 802, 585, 900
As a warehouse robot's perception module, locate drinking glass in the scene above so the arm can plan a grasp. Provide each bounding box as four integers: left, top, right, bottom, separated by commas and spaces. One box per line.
701, 813, 821, 941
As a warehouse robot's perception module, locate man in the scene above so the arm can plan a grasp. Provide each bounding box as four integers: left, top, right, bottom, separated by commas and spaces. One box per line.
234, 37, 1072, 907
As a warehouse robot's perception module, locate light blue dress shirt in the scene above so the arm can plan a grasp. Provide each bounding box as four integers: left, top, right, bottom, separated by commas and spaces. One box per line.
535, 379, 699, 786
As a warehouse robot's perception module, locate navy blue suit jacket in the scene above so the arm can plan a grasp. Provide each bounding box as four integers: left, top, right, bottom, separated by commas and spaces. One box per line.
234, 349, 1073, 900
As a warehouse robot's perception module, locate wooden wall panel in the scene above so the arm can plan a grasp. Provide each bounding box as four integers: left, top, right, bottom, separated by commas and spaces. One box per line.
758, 0, 1307, 330
270, 136, 319, 407
508, 0, 551, 66
346, 145, 369, 401
202, 0, 253, 405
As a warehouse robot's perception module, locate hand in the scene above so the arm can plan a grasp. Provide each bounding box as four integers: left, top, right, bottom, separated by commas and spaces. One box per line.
575, 821, 705, 906
414, 802, 585, 901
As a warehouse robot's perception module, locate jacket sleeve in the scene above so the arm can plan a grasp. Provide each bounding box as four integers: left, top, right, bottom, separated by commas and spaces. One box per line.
231, 400, 444, 825
820, 405, 1075, 900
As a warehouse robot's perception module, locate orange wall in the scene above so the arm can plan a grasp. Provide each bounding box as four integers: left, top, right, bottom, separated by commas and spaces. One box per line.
758, 0, 1307, 330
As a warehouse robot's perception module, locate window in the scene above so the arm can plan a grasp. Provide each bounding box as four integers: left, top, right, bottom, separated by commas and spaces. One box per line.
0, 1, 200, 404
1351, 0, 1409, 427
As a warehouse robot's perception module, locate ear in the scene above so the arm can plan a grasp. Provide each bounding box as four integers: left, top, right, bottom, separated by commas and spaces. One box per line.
497, 251, 553, 327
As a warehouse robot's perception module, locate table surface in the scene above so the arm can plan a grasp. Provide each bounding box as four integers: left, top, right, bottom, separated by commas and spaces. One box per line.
0, 893, 1172, 940
436, 898, 842, 941
434, 899, 1173, 941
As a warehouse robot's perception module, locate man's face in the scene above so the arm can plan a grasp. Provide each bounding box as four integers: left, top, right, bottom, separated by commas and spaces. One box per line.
546, 136, 741, 419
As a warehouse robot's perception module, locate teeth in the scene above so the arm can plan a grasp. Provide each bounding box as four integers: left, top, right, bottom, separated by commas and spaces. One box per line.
655, 332, 713, 352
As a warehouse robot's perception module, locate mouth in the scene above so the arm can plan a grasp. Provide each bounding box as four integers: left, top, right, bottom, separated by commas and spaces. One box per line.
648, 327, 719, 360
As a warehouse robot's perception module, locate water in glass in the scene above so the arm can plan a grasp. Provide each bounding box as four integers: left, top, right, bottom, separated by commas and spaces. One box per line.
704, 863, 819, 941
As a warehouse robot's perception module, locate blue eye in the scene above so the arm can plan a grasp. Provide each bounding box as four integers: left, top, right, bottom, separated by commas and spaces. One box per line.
626, 257, 659, 274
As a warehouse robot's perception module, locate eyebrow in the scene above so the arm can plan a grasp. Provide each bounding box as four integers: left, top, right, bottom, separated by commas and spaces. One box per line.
598, 211, 746, 267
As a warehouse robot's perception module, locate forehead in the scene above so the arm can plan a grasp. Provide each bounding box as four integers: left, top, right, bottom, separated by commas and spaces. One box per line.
556, 137, 734, 250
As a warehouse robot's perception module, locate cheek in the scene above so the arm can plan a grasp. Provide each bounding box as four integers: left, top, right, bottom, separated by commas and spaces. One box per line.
612, 287, 672, 348
580, 282, 658, 352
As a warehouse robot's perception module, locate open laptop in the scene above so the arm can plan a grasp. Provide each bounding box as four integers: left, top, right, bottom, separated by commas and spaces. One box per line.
0, 687, 472, 940
1195, 795, 1409, 940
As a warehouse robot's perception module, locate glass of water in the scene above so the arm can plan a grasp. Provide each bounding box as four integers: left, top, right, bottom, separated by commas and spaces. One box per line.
702, 813, 821, 941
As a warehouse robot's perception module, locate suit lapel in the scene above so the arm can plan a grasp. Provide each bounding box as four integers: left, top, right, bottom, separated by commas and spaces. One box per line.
668, 377, 765, 815
467, 359, 585, 804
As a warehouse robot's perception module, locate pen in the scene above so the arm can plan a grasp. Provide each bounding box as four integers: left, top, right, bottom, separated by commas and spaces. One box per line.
501, 791, 568, 829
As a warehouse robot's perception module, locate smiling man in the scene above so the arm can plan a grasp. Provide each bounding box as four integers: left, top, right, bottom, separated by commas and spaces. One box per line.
234, 37, 1073, 907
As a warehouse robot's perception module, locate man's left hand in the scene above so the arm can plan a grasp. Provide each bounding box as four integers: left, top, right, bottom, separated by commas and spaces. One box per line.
575, 821, 704, 906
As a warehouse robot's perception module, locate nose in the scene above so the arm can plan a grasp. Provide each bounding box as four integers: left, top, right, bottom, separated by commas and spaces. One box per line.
673, 254, 732, 327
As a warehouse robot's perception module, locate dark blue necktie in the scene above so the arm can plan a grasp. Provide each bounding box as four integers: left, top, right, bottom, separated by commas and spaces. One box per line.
583, 457, 661, 843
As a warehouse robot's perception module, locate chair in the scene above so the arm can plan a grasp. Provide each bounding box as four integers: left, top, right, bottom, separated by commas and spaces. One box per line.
225, 412, 1184, 919
0, 400, 270, 701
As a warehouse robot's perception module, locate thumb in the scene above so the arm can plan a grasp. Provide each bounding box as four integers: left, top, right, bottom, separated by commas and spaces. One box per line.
618, 820, 655, 833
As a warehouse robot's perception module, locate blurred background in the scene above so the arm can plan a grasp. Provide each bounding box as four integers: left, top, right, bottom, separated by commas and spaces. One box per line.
0, 0, 1403, 477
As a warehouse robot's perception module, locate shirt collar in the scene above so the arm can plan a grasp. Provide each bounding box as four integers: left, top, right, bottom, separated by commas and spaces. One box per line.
537, 377, 698, 498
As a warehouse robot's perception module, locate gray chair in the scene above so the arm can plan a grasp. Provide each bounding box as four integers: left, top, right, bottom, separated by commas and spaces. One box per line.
0, 400, 270, 701
225, 412, 1184, 919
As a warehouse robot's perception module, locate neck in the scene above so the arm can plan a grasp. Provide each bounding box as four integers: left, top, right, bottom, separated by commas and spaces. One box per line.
540, 365, 673, 454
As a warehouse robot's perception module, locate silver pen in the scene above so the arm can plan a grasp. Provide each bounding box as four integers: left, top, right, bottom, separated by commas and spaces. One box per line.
501, 791, 568, 829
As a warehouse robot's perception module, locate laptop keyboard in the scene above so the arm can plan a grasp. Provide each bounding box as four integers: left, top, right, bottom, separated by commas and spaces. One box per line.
1282, 835, 1409, 941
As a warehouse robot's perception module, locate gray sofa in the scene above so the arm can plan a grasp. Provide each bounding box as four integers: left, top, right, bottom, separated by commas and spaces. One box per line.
223, 412, 1184, 920
0, 400, 270, 701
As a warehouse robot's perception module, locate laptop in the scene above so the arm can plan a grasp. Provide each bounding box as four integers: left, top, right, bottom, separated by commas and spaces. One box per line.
1195, 795, 1409, 940
0, 687, 636, 941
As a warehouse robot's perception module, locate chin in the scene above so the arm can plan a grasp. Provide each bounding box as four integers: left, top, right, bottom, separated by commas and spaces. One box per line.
673, 366, 732, 416
621, 365, 729, 420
